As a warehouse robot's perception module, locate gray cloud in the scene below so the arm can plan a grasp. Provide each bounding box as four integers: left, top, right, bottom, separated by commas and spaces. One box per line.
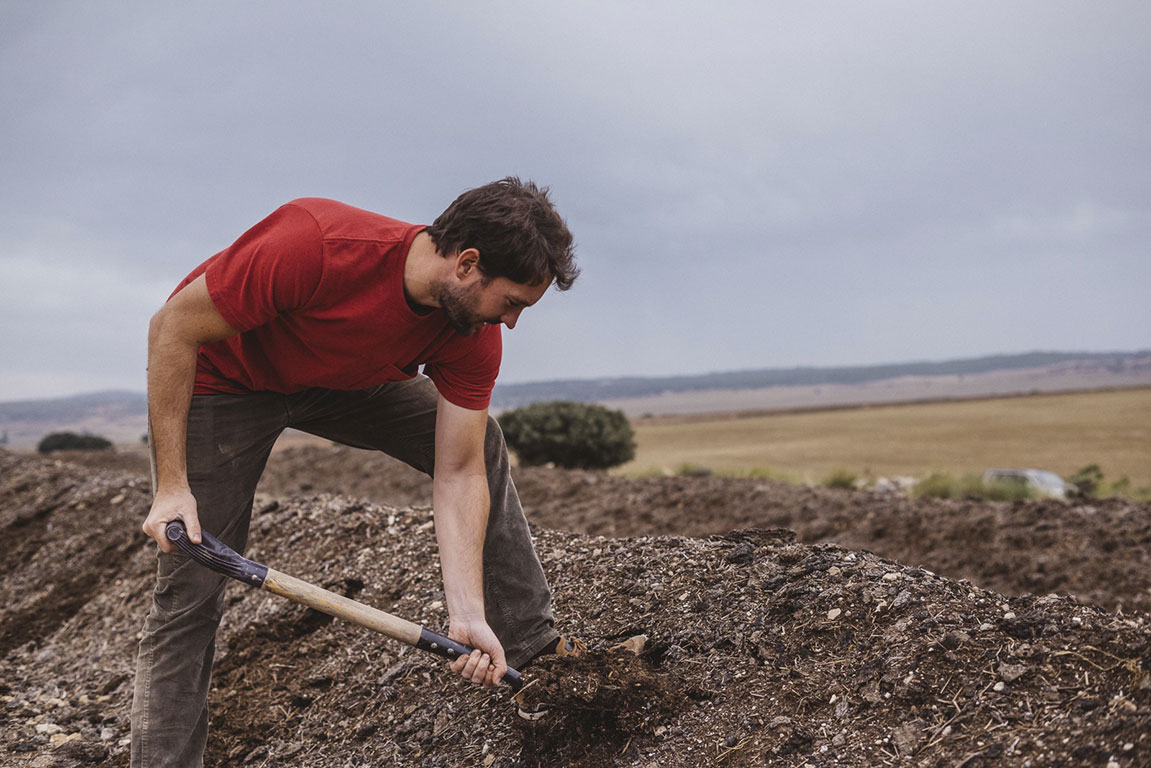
1, 0, 1148, 399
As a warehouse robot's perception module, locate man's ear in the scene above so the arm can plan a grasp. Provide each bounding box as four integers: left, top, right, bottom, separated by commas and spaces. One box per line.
454, 248, 481, 280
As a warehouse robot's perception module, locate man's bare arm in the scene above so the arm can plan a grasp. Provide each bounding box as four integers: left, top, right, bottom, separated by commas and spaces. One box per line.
432, 396, 508, 688
142, 274, 237, 551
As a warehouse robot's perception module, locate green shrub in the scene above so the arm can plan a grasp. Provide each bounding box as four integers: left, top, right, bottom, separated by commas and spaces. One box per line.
498, 401, 636, 470
676, 463, 713, 477
969, 475, 1033, 501
915, 471, 1034, 500
823, 468, 857, 490
913, 472, 958, 499
37, 431, 113, 454
1107, 475, 1131, 496
1068, 464, 1104, 497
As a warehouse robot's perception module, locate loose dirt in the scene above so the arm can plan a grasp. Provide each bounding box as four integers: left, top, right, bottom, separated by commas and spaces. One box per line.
2, 446, 1149, 766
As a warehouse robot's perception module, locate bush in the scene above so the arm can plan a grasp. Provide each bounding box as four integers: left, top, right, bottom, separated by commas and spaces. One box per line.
914, 471, 1034, 501
913, 472, 958, 499
966, 474, 1033, 501
1068, 464, 1104, 497
498, 401, 636, 470
822, 468, 857, 490
37, 431, 113, 453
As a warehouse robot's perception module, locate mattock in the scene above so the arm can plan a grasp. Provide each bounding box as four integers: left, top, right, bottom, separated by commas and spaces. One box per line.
164, 521, 549, 719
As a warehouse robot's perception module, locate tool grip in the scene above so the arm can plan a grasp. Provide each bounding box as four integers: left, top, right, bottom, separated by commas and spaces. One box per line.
417, 628, 524, 691
165, 521, 268, 587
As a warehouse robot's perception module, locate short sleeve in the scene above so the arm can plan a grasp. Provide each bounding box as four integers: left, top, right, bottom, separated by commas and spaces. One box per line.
424, 324, 503, 410
204, 203, 324, 332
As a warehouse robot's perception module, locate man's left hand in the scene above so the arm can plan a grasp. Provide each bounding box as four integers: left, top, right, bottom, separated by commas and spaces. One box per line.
447, 616, 508, 689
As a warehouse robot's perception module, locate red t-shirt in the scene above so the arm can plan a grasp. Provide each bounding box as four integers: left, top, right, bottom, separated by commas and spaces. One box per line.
172, 198, 502, 410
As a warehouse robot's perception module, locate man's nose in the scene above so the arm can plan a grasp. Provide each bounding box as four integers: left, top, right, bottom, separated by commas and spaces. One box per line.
502, 308, 524, 329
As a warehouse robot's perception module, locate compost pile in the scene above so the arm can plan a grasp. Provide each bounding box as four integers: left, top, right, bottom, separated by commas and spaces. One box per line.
259, 445, 1151, 615
2, 447, 1149, 767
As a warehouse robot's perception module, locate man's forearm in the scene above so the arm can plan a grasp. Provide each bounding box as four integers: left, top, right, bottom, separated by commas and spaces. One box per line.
147, 313, 200, 494
432, 471, 490, 618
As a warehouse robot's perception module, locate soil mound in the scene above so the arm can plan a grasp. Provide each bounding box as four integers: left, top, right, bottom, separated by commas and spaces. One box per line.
3, 449, 1150, 766
255, 444, 1151, 615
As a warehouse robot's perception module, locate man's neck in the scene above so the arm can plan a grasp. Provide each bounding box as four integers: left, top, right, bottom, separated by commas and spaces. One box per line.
403, 232, 442, 310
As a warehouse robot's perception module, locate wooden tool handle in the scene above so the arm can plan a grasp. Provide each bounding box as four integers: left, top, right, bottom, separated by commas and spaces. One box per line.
164, 521, 523, 690
262, 568, 422, 645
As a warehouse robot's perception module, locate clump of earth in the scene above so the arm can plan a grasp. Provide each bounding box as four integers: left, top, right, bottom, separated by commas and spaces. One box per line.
2, 446, 1149, 766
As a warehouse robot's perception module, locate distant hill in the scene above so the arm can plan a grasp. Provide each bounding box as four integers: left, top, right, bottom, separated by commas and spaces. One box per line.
2, 351, 1149, 447
490, 350, 1151, 409
0, 390, 148, 449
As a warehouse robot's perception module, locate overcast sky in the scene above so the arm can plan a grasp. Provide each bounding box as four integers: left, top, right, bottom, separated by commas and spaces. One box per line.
1, 1, 1148, 401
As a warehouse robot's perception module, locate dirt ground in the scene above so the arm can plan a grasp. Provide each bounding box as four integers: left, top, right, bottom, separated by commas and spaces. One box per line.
2, 445, 1149, 766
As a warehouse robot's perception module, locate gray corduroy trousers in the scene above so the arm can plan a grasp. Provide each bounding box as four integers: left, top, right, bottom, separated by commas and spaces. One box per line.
130, 376, 556, 768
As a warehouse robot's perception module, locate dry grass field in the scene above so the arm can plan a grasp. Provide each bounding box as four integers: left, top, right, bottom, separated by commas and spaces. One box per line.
622, 387, 1151, 489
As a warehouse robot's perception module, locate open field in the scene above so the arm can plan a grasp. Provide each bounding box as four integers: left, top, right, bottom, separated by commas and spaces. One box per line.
623, 387, 1151, 488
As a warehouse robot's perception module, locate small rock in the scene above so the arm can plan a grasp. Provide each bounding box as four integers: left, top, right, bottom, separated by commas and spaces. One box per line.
610, 634, 648, 655
827, 608, 842, 620
432, 710, 450, 738
49, 732, 81, 747
998, 663, 1028, 682
1114, 697, 1138, 713
979, 623, 994, 631
993, 681, 1006, 693
100, 727, 115, 741
35, 723, 63, 735
1003, 611, 1016, 620
725, 541, 755, 564
891, 722, 921, 754
882, 572, 900, 582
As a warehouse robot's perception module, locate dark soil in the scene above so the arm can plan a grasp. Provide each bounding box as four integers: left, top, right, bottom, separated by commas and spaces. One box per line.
258, 445, 1151, 615
2, 446, 1149, 767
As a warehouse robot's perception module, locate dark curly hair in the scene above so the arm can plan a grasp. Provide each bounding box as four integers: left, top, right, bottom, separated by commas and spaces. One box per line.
426, 177, 579, 290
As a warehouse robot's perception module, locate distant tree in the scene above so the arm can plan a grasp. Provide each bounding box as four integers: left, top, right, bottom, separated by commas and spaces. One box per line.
37, 431, 113, 453
1068, 464, 1104, 497
497, 401, 636, 470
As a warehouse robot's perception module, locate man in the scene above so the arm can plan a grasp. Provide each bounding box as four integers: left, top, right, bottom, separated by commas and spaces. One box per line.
132, 178, 581, 767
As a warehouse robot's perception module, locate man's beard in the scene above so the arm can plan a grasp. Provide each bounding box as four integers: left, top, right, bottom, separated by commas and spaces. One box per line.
435, 281, 486, 336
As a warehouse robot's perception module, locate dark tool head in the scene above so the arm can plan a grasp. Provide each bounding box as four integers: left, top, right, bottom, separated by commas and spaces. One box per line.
164, 521, 268, 588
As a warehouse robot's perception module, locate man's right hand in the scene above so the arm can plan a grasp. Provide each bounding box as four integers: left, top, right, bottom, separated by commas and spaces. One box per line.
142, 489, 201, 552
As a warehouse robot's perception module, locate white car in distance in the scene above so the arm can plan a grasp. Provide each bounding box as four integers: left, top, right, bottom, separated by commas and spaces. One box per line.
981, 469, 1079, 499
